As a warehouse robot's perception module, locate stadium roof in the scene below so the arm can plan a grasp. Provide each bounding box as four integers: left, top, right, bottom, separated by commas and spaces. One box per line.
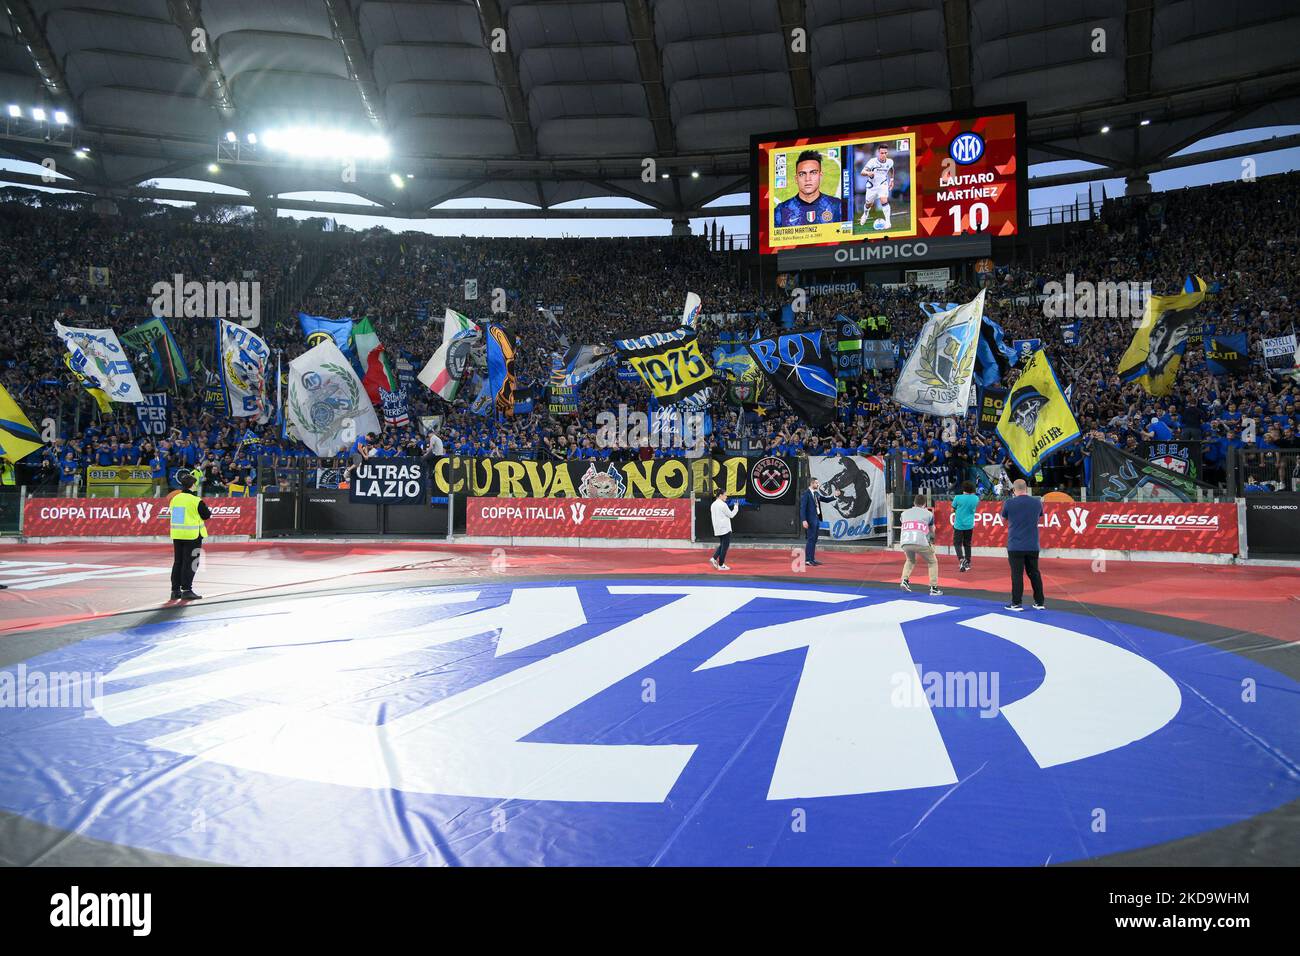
1, 0, 1299, 219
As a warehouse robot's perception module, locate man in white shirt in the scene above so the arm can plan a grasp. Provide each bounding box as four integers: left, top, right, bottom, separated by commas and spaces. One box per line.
898, 494, 942, 595
859, 143, 894, 229
709, 488, 739, 571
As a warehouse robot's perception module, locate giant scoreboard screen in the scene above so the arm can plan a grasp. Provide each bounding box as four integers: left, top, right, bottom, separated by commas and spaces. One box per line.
751, 104, 1028, 257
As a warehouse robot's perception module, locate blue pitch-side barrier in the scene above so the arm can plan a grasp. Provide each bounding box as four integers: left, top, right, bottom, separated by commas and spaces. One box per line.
0, 579, 1296, 866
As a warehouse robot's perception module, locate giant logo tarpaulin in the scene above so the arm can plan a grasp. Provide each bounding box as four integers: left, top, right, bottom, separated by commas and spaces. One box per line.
467, 498, 691, 539
931, 501, 1237, 554
24, 497, 257, 537
426, 455, 798, 503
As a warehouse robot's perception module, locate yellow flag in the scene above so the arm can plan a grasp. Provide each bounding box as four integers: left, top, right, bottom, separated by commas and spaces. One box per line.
996, 349, 1080, 476
1117, 276, 1207, 396
64, 351, 113, 414
0, 383, 43, 463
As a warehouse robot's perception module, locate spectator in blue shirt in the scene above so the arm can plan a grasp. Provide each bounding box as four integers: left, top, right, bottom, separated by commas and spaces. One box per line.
58, 452, 80, 496
951, 480, 980, 572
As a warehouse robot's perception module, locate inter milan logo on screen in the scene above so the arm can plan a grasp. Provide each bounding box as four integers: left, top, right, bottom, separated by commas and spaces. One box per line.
949, 132, 985, 164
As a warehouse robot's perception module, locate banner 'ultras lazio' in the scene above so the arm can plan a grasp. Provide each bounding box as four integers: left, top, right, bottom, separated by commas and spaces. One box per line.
218, 319, 271, 421
745, 330, 837, 426
286, 340, 380, 457
996, 349, 1081, 475
615, 327, 713, 403
54, 322, 144, 403
891, 290, 983, 417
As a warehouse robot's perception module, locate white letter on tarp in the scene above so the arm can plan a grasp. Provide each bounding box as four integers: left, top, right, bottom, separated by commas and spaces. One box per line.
696, 599, 959, 798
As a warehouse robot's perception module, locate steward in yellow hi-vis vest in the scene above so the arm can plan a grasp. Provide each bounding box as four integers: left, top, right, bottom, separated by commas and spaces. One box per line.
167, 470, 211, 602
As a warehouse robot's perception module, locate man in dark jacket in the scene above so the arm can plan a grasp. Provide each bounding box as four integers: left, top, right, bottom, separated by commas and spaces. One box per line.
799, 477, 837, 567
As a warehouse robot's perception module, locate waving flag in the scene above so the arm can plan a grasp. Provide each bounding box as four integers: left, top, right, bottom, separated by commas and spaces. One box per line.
996, 349, 1080, 476
485, 323, 517, 416
55, 321, 144, 403
976, 313, 1017, 387
298, 313, 357, 367
63, 352, 112, 414
892, 291, 984, 417
0, 384, 42, 463
217, 319, 272, 420
616, 327, 713, 403
352, 316, 400, 404
120, 317, 190, 390
417, 308, 478, 401
680, 291, 702, 329
552, 344, 616, 387
540, 308, 570, 349
746, 329, 837, 426
1205, 332, 1250, 376
285, 341, 380, 457
1118, 275, 1207, 396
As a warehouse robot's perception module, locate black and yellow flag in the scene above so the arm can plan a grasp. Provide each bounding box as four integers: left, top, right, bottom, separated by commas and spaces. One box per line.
1117, 276, 1207, 396
64, 351, 113, 414
0, 383, 43, 463
615, 327, 713, 403
996, 349, 1080, 476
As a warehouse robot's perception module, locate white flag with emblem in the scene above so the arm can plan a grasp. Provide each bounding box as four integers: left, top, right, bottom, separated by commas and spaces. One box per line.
55, 321, 145, 403
285, 340, 380, 457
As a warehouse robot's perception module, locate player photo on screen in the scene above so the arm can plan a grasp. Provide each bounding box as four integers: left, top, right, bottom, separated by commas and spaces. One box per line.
770, 147, 846, 236
753, 108, 1022, 254
852, 137, 913, 237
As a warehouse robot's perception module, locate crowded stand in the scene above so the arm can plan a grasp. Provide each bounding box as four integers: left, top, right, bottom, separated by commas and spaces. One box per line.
2, 171, 1297, 499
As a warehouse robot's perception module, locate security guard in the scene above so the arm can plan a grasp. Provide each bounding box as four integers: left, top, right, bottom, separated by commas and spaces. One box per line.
169, 471, 210, 601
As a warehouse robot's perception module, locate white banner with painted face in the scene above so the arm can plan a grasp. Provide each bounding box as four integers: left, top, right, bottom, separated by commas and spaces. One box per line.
55, 322, 144, 403
807, 455, 888, 539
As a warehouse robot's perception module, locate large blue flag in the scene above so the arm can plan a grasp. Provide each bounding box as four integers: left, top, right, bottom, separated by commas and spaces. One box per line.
298, 313, 358, 368
1205, 331, 1250, 376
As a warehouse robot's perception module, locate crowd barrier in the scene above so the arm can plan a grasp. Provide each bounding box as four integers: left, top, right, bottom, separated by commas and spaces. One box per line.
929, 500, 1239, 556
1243, 497, 1300, 556
16, 489, 1295, 562
22, 496, 257, 539
261, 491, 450, 537
466, 498, 692, 540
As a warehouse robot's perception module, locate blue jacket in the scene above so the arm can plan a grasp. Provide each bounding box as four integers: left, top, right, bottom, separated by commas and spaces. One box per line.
799, 489, 824, 525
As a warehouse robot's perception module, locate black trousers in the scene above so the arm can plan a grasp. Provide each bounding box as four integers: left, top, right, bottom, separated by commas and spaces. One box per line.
1008, 550, 1044, 606
713, 532, 731, 564
953, 528, 973, 562
171, 538, 202, 592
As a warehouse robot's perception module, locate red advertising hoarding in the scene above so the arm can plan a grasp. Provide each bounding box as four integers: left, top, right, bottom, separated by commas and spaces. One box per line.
24, 497, 257, 537
931, 501, 1237, 554
467, 497, 692, 539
